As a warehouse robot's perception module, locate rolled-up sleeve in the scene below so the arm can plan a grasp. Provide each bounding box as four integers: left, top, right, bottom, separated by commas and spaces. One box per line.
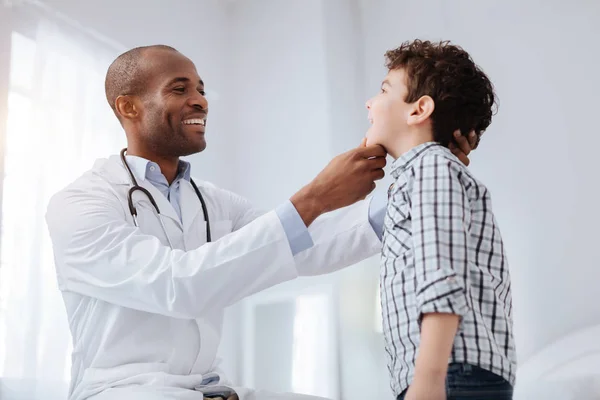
411, 155, 472, 320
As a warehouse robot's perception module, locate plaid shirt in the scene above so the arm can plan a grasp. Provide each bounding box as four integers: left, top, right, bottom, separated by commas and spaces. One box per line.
380, 142, 517, 396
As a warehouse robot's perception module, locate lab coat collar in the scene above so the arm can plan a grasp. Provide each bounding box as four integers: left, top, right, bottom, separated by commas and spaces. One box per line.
95, 155, 182, 227
124, 155, 192, 184
94, 155, 138, 185
180, 180, 205, 233
96, 155, 193, 186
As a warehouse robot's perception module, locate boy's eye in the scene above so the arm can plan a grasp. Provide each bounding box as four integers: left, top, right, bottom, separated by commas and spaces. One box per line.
380, 88, 386, 93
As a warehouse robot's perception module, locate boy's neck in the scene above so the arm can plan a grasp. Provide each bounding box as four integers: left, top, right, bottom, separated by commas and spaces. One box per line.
388, 130, 435, 160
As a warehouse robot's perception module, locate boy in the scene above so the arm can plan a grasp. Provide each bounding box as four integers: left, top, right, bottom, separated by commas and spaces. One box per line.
366, 40, 517, 400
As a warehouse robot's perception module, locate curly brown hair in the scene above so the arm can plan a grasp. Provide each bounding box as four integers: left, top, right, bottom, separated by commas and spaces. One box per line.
384, 40, 497, 147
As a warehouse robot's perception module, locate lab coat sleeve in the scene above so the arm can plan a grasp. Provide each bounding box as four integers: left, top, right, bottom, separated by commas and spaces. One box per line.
222, 186, 385, 275
224, 189, 313, 255
293, 195, 383, 275
46, 182, 299, 319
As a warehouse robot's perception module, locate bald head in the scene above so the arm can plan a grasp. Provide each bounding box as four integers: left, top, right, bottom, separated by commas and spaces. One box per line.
105, 45, 179, 113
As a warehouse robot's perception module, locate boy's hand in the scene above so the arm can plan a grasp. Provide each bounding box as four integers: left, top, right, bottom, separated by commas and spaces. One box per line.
405, 375, 446, 400
449, 130, 479, 166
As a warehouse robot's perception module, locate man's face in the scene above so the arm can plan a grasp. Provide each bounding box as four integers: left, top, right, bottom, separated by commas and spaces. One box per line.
137, 50, 209, 157
365, 68, 411, 152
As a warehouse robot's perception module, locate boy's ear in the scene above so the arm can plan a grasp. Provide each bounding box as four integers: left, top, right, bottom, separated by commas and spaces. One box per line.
407, 95, 435, 126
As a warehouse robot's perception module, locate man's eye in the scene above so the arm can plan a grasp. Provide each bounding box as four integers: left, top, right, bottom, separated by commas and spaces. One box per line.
174, 87, 185, 93
198, 90, 206, 96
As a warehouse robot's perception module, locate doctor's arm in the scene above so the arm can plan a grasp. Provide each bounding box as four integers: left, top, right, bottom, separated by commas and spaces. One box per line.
46, 145, 385, 320
228, 144, 388, 275
285, 188, 387, 276
46, 186, 299, 319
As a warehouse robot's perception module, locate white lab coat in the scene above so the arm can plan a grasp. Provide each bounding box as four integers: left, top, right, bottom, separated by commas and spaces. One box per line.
46, 155, 382, 400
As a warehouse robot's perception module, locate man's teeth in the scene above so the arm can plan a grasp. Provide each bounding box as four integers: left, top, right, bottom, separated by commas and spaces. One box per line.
183, 119, 205, 126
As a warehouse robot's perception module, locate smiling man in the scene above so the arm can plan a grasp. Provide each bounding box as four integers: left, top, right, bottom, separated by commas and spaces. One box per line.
104, 45, 210, 182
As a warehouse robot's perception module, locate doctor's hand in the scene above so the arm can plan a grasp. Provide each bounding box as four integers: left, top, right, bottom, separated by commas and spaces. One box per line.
291, 139, 387, 227
449, 129, 479, 166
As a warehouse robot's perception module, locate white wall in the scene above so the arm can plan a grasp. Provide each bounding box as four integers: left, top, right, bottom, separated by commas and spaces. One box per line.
227, 0, 333, 208
360, 0, 600, 362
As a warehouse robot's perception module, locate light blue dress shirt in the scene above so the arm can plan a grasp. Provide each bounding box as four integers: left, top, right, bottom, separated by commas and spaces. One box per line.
125, 156, 386, 255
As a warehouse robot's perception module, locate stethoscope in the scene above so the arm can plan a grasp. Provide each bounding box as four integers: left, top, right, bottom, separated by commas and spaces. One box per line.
119, 148, 211, 247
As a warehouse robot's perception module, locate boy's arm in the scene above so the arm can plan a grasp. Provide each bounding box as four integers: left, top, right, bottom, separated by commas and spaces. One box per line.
410, 155, 472, 378
414, 313, 460, 379
406, 314, 460, 400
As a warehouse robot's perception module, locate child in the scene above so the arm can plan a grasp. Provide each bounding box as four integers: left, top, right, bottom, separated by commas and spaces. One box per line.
366, 40, 517, 400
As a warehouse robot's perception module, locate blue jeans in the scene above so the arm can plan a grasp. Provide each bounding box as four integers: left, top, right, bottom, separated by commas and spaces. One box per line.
397, 363, 513, 400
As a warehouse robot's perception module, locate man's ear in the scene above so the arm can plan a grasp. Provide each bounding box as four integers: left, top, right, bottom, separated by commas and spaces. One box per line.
407, 95, 435, 126
114, 95, 141, 122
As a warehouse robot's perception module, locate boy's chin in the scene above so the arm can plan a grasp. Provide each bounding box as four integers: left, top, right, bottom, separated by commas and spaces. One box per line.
364, 127, 386, 147
365, 136, 382, 148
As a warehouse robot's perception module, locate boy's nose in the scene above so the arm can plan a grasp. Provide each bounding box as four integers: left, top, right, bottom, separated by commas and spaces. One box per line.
365, 99, 372, 109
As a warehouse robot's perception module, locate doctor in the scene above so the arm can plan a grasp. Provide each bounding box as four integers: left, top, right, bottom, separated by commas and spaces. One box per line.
45, 45, 476, 400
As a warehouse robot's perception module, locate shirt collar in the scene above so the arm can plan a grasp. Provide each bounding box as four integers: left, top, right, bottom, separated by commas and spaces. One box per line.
390, 142, 442, 179
124, 155, 191, 183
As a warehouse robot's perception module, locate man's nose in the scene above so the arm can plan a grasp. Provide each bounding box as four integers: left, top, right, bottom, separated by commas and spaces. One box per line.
189, 92, 209, 110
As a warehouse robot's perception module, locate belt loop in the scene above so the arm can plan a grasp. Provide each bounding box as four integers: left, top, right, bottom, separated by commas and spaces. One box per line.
463, 363, 472, 373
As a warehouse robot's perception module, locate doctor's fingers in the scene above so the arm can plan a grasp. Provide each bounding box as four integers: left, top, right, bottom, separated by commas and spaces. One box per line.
370, 168, 385, 181
356, 144, 386, 158
364, 155, 386, 170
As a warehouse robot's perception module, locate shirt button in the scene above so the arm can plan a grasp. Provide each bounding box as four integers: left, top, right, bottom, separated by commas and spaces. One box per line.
149, 166, 156, 171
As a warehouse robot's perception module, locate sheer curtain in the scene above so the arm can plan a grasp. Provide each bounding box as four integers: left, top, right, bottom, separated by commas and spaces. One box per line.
0, 9, 124, 399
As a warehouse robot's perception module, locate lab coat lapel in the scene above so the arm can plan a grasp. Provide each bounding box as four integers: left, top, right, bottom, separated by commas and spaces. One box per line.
180, 180, 205, 235
102, 154, 182, 229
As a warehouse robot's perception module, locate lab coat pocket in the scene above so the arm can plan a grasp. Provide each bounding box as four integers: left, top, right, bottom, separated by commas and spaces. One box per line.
187, 220, 232, 249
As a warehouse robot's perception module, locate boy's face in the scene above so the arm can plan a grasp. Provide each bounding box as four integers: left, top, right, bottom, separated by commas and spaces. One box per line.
365, 68, 412, 151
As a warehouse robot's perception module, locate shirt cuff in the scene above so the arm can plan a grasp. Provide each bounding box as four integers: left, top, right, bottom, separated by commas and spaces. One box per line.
368, 189, 387, 241
275, 200, 314, 255
416, 269, 470, 322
